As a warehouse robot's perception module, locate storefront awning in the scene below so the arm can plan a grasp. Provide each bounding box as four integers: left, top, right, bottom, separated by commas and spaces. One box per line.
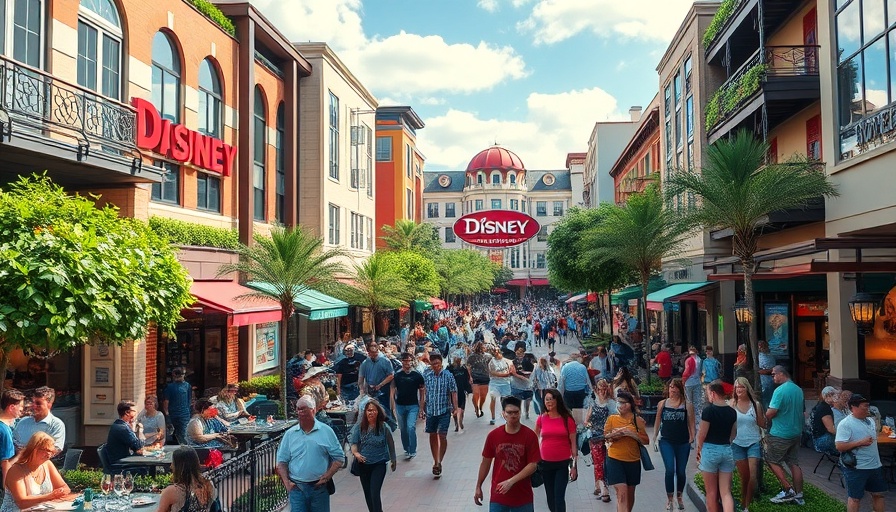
565, 292, 588, 304
246, 282, 349, 321
429, 297, 448, 310
646, 282, 714, 311
611, 277, 666, 305
190, 281, 283, 327
506, 278, 550, 286
413, 299, 434, 311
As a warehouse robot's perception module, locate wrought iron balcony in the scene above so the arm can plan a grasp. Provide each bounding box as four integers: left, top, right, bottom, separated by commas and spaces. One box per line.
765, 45, 820, 77
0, 55, 137, 154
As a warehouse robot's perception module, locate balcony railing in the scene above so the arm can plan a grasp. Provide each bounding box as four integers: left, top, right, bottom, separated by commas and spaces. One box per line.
705, 51, 765, 130
0, 55, 137, 154
765, 45, 820, 76
702, 0, 745, 48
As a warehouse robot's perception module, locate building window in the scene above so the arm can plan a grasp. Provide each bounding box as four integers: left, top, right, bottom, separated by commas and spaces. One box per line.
445, 203, 456, 218
537, 226, 548, 242
536, 201, 547, 216
553, 201, 564, 216
151, 31, 180, 122
77, 0, 121, 99
806, 115, 822, 160
509, 174, 517, 185
510, 247, 519, 268
406, 188, 413, 219
475, 199, 483, 211
198, 58, 222, 138
664, 84, 671, 117
253, 87, 266, 221
445, 227, 456, 243
686, 95, 694, 141
196, 173, 221, 213
406, 144, 412, 178
275, 103, 286, 222
665, 120, 672, 156
536, 253, 546, 269
521, 200, 526, 212
427, 202, 439, 218
366, 218, 373, 251
684, 56, 692, 94
3, 0, 44, 68
491, 173, 501, 185
477, 173, 483, 185
329, 91, 339, 180
328, 204, 340, 244
376, 137, 392, 161
365, 125, 373, 197
675, 109, 682, 148
491, 199, 502, 209
510, 199, 519, 210
151, 161, 180, 204
350, 212, 361, 249
673, 72, 681, 106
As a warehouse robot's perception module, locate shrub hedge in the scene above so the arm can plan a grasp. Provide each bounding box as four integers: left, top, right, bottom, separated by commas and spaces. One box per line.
187, 0, 236, 36
693, 466, 846, 512
149, 216, 240, 250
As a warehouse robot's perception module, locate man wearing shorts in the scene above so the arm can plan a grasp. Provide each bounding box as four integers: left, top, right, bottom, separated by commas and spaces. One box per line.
835, 394, 887, 512
765, 366, 805, 505
559, 355, 591, 425
422, 353, 458, 479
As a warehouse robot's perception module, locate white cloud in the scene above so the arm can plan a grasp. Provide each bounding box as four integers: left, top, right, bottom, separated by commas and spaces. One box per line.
518, 0, 695, 45
866, 88, 888, 110
478, 0, 499, 12
418, 87, 625, 170
250, 0, 366, 52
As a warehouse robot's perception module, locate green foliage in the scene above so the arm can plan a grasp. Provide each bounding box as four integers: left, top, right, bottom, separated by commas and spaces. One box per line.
334, 252, 411, 327
547, 206, 635, 293
492, 265, 514, 288
134, 473, 171, 492
433, 249, 496, 296
705, 91, 721, 128
64, 469, 102, 490
230, 475, 287, 512
187, 0, 236, 36
0, 174, 193, 354
237, 375, 282, 400
377, 250, 440, 300
149, 216, 240, 250
702, 0, 742, 48
580, 333, 612, 350
380, 220, 442, 256
693, 466, 845, 512
706, 63, 766, 129
638, 379, 666, 395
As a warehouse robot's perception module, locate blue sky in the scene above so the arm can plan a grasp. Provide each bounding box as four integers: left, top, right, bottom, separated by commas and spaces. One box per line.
251, 0, 701, 169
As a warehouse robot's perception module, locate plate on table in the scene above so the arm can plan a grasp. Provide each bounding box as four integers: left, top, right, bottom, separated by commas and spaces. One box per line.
48, 503, 79, 510
132, 497, 156, 506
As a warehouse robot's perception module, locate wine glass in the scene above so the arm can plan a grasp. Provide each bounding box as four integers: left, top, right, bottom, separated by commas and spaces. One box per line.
113, 474, 125, 502
123, 472, 134, 500
100, 474, 113, 497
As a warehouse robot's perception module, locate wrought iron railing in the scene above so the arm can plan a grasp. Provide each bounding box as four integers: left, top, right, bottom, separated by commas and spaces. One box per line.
203, 436, 288, 512
765, 45, 820, 76
0, 55, 137, 153
705, 51, 765, 130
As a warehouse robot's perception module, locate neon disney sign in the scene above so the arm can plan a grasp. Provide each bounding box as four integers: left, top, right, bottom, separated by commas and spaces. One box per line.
132, 98, 237, 176
452, 210, 540, 248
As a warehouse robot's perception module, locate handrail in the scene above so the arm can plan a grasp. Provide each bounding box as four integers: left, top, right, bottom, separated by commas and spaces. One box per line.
765, 45, 820, 76
705, 51, 764, 130
0, 55, 137, 152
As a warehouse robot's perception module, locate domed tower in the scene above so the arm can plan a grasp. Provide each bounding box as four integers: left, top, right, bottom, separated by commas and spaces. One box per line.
464, 146, 526, 188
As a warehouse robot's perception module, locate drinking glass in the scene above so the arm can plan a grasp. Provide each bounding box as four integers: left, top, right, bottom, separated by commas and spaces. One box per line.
123, 471, 134, 499
113, 474, 125, 502
100, 474, 113, 497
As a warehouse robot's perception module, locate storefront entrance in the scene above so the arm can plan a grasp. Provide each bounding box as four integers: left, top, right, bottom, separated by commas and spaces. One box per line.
158, 315, 227, 397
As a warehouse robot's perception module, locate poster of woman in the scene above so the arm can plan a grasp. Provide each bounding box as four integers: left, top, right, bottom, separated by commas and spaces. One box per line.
764, 303, 790, 359
866, 285, 896, 388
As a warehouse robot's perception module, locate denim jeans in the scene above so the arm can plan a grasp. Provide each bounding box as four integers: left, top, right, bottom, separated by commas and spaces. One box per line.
532, 390, 544, 415
359, 461, 388, 512
659, 438, 691, 494
490, 503, 535, 512
340, 383, 360, 402
540, 459, 571, 512
289, 481, 330, 512
685, 385, 703, 433
394, 404, 419, 454
170, 416, 190, 445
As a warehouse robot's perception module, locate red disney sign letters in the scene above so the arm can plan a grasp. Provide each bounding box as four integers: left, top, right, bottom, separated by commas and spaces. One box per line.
452, 210, 540, 248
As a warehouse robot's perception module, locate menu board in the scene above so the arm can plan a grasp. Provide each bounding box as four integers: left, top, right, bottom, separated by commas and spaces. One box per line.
83, 343, 119, 424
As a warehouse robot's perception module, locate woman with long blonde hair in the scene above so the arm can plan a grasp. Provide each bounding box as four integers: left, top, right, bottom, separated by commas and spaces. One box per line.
728, 377, 765, 510
0, 432, 69, 512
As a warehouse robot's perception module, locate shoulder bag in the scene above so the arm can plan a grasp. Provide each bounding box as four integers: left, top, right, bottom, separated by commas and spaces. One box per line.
632, 417, 654, 471
840, 449, 858, 468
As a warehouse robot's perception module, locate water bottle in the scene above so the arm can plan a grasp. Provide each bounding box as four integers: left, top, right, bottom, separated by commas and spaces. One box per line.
83, 488, 93, 511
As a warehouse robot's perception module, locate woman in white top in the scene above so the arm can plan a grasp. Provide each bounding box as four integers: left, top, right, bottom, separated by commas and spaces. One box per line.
728, 377, 765, 510
214, 384, 250, 423
0, 432, 69, 512
487, 348, 516, 425
136, 394, 167, 445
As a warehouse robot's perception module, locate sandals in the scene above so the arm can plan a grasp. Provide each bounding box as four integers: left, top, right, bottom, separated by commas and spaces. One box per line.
432, 463, 442, 478
601, 494, 611, 503
677, 495, 685, 510
666, 501, 674, 511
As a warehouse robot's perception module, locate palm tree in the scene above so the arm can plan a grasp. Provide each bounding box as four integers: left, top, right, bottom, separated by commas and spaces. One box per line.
664, 129, 838, 391
337, 252, 412, 335
380, 219, 441, 254
217, 225, 348, 406
583, 184, 690, 380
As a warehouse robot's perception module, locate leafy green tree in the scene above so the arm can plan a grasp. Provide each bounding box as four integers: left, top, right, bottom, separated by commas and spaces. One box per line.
378, 250, 441, 299
0, 175, 193, 389
547, 206, 635, 294
584, 184, 690, 380
665, 130, 838, 390
217, 225, 348, 406
335, 253, 412, 336
380, 219, 441, 255
434, 249, 495, 301
492, 265, 514, 289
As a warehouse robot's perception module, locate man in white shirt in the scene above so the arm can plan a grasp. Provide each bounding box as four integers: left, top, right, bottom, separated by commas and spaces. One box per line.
14, 386, 66, 453
835, 394, 886, 512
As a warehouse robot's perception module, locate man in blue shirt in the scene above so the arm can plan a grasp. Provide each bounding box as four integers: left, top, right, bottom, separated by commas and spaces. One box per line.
766, 366, 806, 505
422, 353, 457, 479
162, 368, 192, 445
0, 389, 24, 481
104, 400, 156, 471
701, 346, 722, 383
359, 341, 395, 423
276, 396, 343, 512
559, 355, 591, 424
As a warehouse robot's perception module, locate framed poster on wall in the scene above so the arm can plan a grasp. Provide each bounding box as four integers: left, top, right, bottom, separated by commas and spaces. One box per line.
254, 322, 279, 373
83, 344, 121, 425
764, 303, 790, 359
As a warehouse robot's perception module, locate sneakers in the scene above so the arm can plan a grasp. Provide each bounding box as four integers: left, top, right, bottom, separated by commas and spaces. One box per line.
769, 489, 796, 504
407, 452, 416, 459
489, 419, 495, 425
793, 493, 805, 506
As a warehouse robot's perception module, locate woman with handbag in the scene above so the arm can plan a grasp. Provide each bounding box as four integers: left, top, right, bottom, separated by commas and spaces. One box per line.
728, 377, 764, 512
604, 390, 650, 512
349, 399, 397, 512
695, 381, 737, 512
156, 446, 219, 512
585, 378, 617, 503
534, 388, 578, 512
652, 378, 694, 511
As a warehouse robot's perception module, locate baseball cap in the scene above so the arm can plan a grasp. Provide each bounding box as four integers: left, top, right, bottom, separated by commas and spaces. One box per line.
848, 394, 870, 407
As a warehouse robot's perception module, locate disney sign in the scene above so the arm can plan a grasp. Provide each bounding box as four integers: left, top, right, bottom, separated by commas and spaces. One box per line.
452, 210, 540, 248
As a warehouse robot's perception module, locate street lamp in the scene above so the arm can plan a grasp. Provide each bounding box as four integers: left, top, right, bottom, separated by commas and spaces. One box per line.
733, 298, 753, 328
848, 292, 879, 335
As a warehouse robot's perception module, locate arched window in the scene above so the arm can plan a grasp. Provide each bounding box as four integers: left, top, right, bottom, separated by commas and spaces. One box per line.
509, 173, 517, 185
77, 0, 121, 98
275, 102, 285, 222
253, 86, 266, 221
151, 32, 180, 122
198, 58, 222, 138
477, 173, 483, 185
491, 173, 501, 185
2, 0, 45, 68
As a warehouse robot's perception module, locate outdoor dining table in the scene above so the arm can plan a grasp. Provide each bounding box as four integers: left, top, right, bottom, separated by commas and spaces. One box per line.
119, 445, 180, 476
878, 431, 896, 447
227, 419, 297, 450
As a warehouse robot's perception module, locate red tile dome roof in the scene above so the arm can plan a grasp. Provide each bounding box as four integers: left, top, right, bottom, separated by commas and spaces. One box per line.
465, 146, 525, 173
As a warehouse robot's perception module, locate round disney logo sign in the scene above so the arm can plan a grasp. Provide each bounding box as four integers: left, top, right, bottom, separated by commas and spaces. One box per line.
453, 210, 540, 248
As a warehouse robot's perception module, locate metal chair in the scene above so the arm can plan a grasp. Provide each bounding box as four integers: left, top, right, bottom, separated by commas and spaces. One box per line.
97, 443, 111, 475
61, 448, 83, 474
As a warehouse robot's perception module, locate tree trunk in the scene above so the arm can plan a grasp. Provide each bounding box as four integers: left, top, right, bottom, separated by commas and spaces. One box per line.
641, 274, 652, 384
743, 261, 761, 393
280, 305, 294, 418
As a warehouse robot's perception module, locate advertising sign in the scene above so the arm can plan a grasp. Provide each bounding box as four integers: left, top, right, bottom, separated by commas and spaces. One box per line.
452, 210, 540, 248
132, 98, 237, 176
254, 322, 279, 372
764, 303, 790, 359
